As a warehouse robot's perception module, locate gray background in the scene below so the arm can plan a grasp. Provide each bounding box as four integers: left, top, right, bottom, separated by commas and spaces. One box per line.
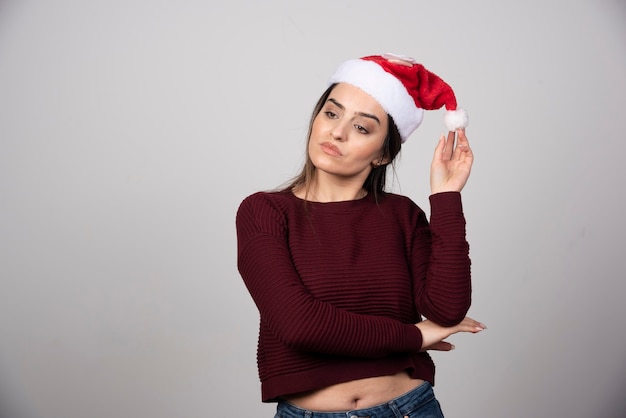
1, 1, 625, 417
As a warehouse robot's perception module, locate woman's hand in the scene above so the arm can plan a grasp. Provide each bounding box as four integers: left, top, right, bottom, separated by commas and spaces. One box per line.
416, 316, 485, 351
421, 341, 456, 352
430, 129, 474, 194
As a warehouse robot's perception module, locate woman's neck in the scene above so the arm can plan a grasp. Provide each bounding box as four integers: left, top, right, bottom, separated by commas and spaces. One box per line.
294, 177, 367, 203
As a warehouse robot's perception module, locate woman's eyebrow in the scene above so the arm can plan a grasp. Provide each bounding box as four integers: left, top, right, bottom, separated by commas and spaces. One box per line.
327, 98, 381, 125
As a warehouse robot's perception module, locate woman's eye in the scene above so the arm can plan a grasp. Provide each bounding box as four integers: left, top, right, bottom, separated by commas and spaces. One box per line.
324, 111, 337, 119
355, 125, 369, 134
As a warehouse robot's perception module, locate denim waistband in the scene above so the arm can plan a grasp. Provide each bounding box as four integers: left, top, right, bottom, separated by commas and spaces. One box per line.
275, 381, 439, 418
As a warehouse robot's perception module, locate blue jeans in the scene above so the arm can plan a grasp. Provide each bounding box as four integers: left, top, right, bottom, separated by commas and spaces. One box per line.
274, 381, 444, 418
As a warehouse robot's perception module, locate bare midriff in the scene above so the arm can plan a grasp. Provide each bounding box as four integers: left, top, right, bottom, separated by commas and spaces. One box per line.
281, 371, 424, 412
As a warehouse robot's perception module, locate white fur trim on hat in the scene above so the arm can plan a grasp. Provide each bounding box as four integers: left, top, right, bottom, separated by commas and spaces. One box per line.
327, 59, 423, 142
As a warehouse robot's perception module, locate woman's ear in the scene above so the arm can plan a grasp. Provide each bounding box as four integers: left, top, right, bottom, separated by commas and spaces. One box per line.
372, 155, 391, 167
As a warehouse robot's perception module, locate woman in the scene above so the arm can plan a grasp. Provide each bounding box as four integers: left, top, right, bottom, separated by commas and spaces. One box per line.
236, 53, 485, 417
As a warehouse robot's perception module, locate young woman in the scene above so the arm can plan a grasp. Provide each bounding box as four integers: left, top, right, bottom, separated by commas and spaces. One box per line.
236, 53, 485, 417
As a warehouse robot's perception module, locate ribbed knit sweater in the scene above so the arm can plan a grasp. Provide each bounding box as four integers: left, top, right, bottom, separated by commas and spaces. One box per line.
236, 190, 471, 402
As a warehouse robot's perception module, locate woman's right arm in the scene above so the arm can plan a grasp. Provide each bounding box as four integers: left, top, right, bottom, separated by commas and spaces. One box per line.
236, 193, 423, 358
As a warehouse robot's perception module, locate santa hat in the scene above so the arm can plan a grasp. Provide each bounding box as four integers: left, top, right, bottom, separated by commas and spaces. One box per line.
327, 53, 468, 143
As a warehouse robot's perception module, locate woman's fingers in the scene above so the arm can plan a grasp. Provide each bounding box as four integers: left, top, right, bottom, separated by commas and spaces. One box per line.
450, 129, 472, 160
434, 130, 459, 162
444, 130, 456, 160
422, 341, 455, 352
433, 134, 446, 161
457, 316, 487, 333
457, 128, 469, 145
416, 317, 486, 350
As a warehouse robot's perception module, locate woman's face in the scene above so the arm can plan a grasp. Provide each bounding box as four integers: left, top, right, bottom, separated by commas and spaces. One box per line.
308, 83, 389, 182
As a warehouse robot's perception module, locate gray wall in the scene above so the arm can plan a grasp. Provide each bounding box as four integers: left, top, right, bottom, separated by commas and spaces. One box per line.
1, 1, 625, 417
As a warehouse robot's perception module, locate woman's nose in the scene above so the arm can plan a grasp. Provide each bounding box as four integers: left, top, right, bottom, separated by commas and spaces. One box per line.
330, 122, 347, 141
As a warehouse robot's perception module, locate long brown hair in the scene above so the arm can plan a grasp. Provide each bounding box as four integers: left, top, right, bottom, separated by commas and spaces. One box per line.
284, 83, 403, 202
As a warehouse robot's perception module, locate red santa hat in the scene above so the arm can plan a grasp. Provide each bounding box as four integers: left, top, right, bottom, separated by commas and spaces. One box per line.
327, 53, 468, 143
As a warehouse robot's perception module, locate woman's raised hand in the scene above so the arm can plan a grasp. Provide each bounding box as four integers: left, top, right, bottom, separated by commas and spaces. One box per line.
416, 316, 486, 352
430, 129, 474, 194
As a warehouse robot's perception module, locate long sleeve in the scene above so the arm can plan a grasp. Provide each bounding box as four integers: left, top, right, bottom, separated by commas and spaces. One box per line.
411, 192, 472, 326
236, 192, 423, 358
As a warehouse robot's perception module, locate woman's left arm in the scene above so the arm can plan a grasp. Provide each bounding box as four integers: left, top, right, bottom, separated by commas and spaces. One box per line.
412, 130, 474, 326
411, 192, 471, 326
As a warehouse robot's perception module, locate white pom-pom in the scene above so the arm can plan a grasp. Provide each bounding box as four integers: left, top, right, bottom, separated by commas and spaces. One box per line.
444, 109, 469, 131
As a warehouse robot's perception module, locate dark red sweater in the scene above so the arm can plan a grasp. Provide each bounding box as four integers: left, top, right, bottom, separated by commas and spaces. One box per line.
236, 190, 471, 402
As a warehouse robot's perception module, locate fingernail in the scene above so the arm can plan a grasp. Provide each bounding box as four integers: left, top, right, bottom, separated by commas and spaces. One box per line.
450, 344, 456, 350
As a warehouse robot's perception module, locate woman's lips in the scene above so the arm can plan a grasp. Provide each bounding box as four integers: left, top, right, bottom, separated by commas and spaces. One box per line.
320, 142, 342, 156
